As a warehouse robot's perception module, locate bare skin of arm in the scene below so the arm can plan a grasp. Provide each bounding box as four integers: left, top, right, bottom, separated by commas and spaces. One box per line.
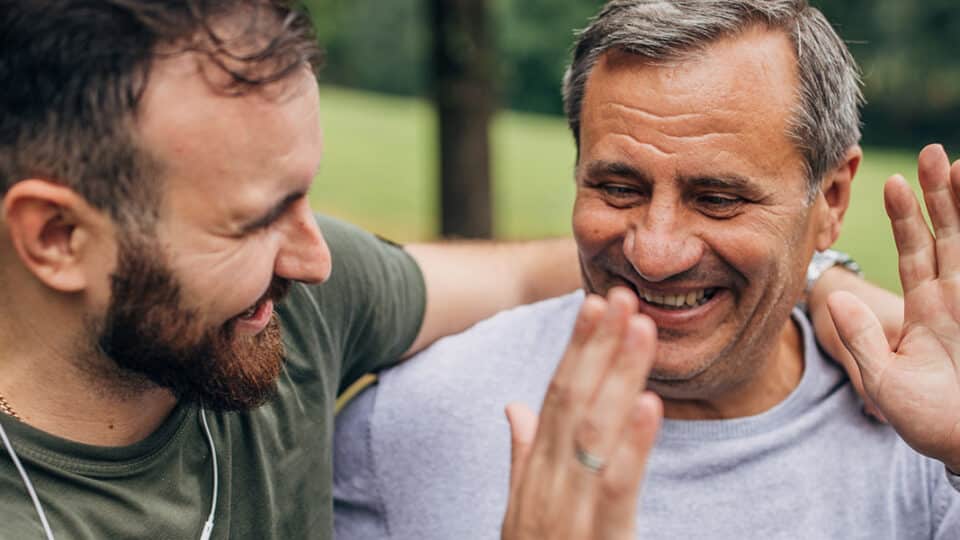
404, 238, 580, 356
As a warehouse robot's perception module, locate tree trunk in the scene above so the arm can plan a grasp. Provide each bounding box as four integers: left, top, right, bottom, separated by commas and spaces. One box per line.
429, 0, 494, 238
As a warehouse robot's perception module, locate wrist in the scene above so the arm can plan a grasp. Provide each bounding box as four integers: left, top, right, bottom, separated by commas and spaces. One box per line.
805, 249, 863, 310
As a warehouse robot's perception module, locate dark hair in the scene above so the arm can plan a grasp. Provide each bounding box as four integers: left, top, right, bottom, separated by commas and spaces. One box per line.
0, 0, 321, 223
562, 0, 863, 200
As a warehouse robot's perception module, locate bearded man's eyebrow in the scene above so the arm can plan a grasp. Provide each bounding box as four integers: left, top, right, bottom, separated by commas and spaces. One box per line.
242, 191, 305, 233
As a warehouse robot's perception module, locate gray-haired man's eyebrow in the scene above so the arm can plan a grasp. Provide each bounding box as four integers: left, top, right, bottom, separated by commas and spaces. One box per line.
582, 160, 652, 183
680, 174, 767, 198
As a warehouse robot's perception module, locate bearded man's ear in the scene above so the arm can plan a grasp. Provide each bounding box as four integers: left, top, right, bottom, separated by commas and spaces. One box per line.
3, 180, 114, 293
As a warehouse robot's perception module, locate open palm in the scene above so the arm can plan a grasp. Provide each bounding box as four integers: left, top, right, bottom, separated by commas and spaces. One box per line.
829, 144, 960, 471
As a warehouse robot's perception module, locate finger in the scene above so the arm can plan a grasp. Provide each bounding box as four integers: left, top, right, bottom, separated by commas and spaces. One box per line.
594, 392, 663, 540
885, 174, 936, 294
534, 295, 606, 459
810, 301, 884, 420
827, 290, 893, 392
544, 294, 606, 392
539, 290, 636, 450
505, 403, 538, 496
951, 157, 960, 209
828, 343, 886, 421
575, 288, 638, 391
917, 144, 960, 278
574, 314, 657, 466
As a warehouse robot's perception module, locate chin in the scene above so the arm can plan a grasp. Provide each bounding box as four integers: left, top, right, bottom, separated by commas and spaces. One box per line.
646, 353, 724, 394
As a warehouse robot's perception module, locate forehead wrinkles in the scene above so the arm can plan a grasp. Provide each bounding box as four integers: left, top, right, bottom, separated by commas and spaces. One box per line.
589, 102, 745, 158
580, 28, 802, 169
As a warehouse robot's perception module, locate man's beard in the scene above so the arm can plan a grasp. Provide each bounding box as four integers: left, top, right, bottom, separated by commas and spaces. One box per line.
92, 233, 291, 412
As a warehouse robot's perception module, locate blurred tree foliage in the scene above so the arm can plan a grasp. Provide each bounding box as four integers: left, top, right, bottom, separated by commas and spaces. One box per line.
814, 0, 960, 147
304, 0, 959, 148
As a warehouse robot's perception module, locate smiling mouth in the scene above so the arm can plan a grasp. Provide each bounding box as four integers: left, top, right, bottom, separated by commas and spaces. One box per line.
636, 287, 718, 310
239, 296, 271, 321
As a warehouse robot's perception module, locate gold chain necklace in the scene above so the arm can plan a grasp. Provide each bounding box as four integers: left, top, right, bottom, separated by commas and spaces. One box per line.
0, 392, 20, 421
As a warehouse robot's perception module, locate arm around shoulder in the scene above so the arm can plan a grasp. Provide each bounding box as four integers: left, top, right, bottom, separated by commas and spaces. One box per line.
403, 237, 580, 356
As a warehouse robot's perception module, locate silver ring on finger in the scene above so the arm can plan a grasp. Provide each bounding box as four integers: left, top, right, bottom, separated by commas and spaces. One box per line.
575, 445, 606, 474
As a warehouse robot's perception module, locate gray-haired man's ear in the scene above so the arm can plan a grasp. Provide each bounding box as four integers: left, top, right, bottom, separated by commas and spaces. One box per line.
815, 145, 861, 251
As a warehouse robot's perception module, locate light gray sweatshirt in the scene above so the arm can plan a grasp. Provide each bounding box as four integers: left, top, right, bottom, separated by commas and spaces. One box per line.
334, 292, 960, 539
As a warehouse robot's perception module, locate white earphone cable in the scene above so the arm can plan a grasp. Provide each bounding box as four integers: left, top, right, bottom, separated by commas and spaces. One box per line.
1, 407, 219, 540
0, 416, 56, 540
199, 407, 219, 540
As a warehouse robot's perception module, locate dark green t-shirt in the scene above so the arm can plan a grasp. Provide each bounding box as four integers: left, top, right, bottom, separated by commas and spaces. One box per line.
0, 215, 427, 539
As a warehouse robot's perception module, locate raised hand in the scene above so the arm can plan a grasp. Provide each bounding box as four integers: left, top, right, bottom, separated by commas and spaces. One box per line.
501, 288, 663, 539
828, 144, 960, 472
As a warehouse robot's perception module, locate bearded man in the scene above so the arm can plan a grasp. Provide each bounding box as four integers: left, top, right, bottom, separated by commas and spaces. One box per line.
334, 1, 960, 538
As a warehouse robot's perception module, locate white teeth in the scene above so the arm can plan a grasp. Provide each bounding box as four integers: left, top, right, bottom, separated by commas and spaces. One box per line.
637, 288, 713, 309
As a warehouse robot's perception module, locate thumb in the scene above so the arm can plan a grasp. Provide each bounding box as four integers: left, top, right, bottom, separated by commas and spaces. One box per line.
826, 290, 893, 388
505, 403, 538, 494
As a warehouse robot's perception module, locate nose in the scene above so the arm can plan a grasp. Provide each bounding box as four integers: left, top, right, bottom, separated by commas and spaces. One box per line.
274, 198, 332, 284
624, 200, 703, 283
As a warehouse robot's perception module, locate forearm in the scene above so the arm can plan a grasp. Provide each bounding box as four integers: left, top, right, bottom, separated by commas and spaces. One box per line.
403, 237, 580, 356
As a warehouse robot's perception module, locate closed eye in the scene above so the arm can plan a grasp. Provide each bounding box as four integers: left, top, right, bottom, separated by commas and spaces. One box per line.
241, 192, 305, 235
695, 193, 746, 217
602, 185, 639, 198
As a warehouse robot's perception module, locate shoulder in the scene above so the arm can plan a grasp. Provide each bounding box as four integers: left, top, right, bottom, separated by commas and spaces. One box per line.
277, 214, 426, 377
348, 291, 584, 481
312, 213, 424, 300
333, 291, 583, 538
336, 289, 585, 469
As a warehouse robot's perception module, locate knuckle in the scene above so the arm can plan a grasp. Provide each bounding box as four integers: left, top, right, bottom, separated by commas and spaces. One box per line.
546, 377, 583, 410
600, 473, 634, 500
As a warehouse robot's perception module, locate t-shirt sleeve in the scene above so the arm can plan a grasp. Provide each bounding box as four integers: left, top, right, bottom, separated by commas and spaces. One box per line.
290, 214, 427, 393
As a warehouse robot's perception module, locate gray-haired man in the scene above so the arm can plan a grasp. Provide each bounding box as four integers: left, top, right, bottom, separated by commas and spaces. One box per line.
334, 1, 960, 538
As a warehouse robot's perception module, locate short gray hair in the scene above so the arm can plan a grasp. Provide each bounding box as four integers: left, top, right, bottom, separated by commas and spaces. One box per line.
562, 0, 863, 198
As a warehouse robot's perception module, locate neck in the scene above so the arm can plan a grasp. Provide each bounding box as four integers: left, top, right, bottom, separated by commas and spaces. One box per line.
0, 296, 178, 447
661, 318, 804, 420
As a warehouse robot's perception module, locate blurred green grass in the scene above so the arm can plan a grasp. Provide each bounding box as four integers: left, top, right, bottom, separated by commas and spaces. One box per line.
312, 85, 929, 293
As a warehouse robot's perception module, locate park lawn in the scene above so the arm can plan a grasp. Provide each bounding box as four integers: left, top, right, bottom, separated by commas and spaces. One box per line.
313, 85, 926, 293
